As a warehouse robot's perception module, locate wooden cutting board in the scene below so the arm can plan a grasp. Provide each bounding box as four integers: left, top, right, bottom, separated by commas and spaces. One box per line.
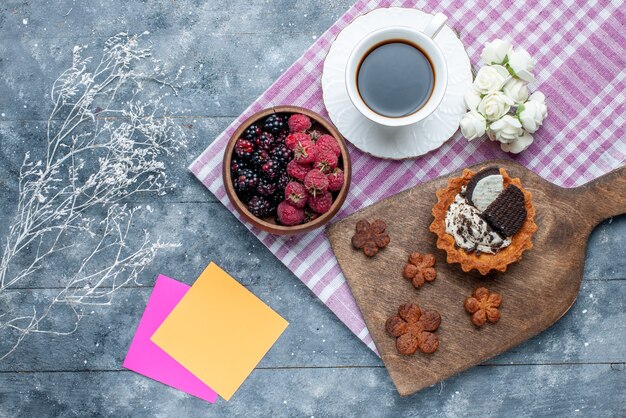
326, 160, 626, 396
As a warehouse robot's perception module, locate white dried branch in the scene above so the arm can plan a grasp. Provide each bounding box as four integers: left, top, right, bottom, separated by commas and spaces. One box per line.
0, 32, 186, 361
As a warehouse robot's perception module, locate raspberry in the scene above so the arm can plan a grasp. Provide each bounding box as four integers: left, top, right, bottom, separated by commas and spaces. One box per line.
316, 134, 341, 157
327, 168, 345, 192
234, 138, 255, 159
277, 201, 305, 226
285, 132, 310, 150
293, 139, 317, 164
287, 160, 311, 181
308, 130, 323, 141
284, 181, 308, 208
288, 113, 312, 133
304, 169, 329, 196
304, 209, 320, 223
314, 149, 338, 173
308, 190, 333, 214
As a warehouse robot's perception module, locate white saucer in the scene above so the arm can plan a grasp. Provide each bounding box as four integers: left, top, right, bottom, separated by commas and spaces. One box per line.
322, 8, 473, 160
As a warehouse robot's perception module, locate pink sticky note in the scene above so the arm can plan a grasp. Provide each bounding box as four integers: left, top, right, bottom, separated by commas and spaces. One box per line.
123, 274, 218, 403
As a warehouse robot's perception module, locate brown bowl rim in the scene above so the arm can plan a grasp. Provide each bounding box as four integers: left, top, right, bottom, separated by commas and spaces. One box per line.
223, 105, 352, 235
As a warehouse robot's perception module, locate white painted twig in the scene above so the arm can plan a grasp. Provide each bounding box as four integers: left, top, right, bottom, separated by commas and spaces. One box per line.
0, 32, 186, 361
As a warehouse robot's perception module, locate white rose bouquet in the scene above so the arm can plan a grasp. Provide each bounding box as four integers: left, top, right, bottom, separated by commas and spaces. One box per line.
460, 39, 548, 154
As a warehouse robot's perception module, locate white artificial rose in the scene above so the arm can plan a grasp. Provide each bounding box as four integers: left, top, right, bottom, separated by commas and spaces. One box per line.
464, 90, 482, 111
478, 91, 514, 121
487, 114, 523, 143
480, 39, 512, 65
501, 130, 534, 154
473, 65, 509, 94
508, 48, 536, 82
502, 77, 529, 104
518, 91, 547, 133
460, 111, 487, 140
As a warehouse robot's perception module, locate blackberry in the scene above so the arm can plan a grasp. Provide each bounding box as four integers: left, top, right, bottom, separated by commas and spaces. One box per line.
247, 196, 272, 218
261, 159, 280, 180
256, 178, 277, 197
234, 138, 255, 159
250, 149, 270, 168
275, 130, 290, 144
243, 124, 261, 141
230, 158, 248, 175
268, 193, 282, 212
270, 143, 293, 167
276, 173, 290, 191
233, 168, 259, 193
236, 191, 252, 204
255, 132, 275, 150
263, 113, 288, 135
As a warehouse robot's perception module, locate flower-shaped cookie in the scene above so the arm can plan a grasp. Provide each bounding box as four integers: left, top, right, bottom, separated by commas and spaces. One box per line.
385, 303, 441, 355
402, 252, 436, 288
464, 287, 502, 327
351, 219, 390, 257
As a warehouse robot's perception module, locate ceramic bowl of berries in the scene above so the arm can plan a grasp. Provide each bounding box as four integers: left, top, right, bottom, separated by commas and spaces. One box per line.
223, 106, 352, 235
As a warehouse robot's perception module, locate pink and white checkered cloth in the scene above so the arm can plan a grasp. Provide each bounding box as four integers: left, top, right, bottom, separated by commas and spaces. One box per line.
190, 0, 626, 352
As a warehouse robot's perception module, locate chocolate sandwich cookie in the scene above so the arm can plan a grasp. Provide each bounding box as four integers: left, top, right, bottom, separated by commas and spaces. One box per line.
465, 166, 503, 212
481, 184, 527, 237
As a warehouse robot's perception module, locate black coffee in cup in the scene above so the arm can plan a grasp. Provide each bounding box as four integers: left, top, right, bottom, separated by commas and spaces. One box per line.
356, 40, 435, 118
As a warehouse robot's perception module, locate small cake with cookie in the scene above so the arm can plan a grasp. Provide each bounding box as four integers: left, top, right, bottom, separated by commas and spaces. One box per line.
429, 166, 537, 274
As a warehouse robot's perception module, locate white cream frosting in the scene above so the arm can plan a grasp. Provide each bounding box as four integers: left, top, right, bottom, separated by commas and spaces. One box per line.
470, 174, 503, 212
445, 192, 511, 254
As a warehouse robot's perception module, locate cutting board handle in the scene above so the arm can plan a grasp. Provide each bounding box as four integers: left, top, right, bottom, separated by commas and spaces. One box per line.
568, 165, 626, 225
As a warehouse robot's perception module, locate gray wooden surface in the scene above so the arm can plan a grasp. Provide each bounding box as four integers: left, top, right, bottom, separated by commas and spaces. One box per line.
0, 1, 624, 417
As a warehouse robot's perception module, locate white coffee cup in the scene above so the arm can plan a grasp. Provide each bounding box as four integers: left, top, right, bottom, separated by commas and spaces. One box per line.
345, 13, 448, 127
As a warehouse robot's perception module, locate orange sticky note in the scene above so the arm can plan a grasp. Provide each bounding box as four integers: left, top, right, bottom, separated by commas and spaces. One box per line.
151, 262, 288, 400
